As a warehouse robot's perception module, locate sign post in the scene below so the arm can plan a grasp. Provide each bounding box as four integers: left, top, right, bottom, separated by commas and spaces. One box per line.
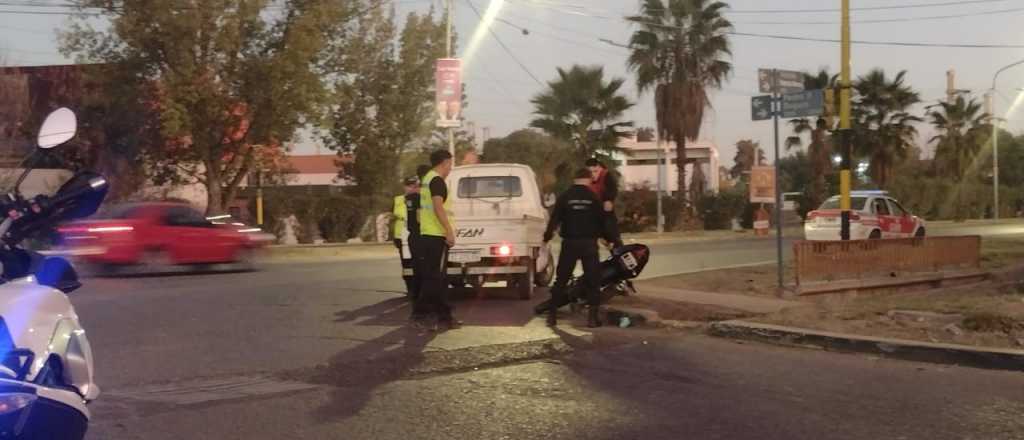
771, 70, 785, 290
751, 69, 825, 290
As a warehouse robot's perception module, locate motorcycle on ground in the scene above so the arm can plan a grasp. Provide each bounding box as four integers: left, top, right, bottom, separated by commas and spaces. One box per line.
534, 244, 651, 315
0, 107, 109, 439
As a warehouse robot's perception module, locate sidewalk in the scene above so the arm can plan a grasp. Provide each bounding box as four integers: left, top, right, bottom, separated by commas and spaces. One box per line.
635, 284, 802, 315
602, 282, 806, 328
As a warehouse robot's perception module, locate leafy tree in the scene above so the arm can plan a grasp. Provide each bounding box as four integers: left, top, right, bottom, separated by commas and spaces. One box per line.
61, 0, 352, 214
482, 129, 576, 193
530, 65, 634, 162
851, 69, 922, 188
777, 151, 819, 218
785, 69, 836, 212
627, 0, 733, 209
927, 95, 990, 220
730, 139, 765, 182
928, 95, 990, 182
324, 4, 448, 204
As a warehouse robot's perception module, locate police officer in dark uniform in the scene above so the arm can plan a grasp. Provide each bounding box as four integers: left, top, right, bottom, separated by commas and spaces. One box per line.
400, 166, 432, 309
543, 168, 615, 328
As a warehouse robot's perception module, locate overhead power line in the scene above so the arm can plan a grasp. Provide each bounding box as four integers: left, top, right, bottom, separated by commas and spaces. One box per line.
504, 1, 1024, 50
464, 0, 543, 86
516, 0, 1017, 15
726, 0, 1016, 14
733, 6, 1024, 25
725, 31, 1024, 49
0, 0, 430, 15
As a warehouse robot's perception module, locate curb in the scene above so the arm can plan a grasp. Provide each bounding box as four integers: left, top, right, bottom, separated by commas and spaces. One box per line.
603, 305, 660, 328
708, 320, 1024, 371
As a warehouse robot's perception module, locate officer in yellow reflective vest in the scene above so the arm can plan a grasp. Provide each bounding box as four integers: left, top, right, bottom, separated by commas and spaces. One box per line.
393, 176, 420, 298
412, 150, 460, 330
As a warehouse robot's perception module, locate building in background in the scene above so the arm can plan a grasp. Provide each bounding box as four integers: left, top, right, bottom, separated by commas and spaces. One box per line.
614, 136, 720, 195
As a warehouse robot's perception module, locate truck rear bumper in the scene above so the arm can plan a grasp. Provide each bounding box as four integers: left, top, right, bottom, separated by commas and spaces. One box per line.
448, 266, 527, 275
401, 266, 528, 276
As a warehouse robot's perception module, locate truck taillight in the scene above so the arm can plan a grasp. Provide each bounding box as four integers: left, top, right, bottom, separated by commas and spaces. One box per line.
850, 212, 861, 222
490, 244, 511, 256
807, 211, 819, 220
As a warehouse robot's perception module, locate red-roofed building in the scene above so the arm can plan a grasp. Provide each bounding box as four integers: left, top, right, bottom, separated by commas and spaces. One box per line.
240, 153, 354, 188
278, 154, 354, 186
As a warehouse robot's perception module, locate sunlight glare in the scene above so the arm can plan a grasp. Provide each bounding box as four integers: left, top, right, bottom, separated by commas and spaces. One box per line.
462, 0, 506, 67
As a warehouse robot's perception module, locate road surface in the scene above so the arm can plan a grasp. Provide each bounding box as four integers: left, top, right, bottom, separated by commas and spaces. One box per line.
73, 222, 1024, 439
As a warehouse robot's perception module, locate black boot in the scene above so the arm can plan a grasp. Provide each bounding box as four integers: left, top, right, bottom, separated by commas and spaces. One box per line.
547, 306, 558, 327
587, 306, 603, 328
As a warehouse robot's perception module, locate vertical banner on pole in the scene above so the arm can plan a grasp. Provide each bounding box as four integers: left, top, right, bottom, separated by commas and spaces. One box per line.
435, 58, 463, 128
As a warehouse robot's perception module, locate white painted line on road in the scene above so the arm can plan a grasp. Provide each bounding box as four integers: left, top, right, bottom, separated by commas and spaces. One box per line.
638, 260, 777, 281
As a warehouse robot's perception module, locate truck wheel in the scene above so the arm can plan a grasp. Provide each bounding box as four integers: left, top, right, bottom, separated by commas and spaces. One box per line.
517, 259, 535, 300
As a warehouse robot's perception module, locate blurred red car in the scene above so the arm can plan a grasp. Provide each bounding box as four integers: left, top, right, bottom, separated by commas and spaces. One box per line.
57, 202, 273, 271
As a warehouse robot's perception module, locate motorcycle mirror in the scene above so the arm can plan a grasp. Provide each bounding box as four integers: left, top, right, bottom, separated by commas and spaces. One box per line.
37, 107, 77, 149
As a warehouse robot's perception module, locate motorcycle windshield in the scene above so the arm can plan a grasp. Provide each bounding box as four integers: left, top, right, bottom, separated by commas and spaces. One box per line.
0, 318, 32, 381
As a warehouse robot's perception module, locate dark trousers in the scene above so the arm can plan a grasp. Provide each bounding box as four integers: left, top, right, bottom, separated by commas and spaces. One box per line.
551, 238, 601, 307
413, 235, 453, 320
604, 211, 623, 247
397, 236, 420, 299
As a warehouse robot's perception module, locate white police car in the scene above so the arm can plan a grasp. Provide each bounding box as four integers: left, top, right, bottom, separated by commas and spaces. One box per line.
804, 191, 926, 241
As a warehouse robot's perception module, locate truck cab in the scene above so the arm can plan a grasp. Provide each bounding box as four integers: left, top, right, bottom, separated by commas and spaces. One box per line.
444, 164, 554, 299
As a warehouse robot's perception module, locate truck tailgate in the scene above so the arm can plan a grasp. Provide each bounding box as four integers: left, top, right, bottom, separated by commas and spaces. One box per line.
453, 216, 547, 247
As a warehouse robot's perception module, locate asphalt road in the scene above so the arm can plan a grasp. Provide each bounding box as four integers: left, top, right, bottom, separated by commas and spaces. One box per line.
72, 222, 1024, 439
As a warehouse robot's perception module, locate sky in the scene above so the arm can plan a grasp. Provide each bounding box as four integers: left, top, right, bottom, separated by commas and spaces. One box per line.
3, 0, 1024, 167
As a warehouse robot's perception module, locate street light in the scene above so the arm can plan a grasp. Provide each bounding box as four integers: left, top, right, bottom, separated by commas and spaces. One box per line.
988, 59, 1024, 220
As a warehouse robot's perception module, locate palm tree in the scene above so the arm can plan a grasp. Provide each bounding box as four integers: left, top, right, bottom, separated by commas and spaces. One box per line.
851, 69, 922, 188
530, 65, 635, 162
928, 95, 990, 182
785, 69, 837, 210
627, 0, 732, 209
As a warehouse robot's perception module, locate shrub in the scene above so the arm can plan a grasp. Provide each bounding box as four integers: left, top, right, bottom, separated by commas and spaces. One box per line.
697, 187, 747, 230
618, 185, 682, 232
254, 187, 372, 243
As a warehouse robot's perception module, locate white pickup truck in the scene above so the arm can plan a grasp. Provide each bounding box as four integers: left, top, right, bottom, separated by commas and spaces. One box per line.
444, 164, 555, 299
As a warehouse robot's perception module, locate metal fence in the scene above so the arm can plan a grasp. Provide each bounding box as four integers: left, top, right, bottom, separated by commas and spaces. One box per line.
793, 236, 982, 286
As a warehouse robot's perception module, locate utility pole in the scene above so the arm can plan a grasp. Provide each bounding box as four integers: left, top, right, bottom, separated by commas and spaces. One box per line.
989, 59, 1024, 220
445, 0, 456, 160
947, 70, 957, 103
839, 0, 853, 241
987, 92, 1000, 219
656, 137, 664, 233
255, 169, 264, 226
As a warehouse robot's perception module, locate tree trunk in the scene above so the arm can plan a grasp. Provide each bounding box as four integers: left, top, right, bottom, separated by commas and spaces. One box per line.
205, 178, 224, 215
676, 133, 689, 207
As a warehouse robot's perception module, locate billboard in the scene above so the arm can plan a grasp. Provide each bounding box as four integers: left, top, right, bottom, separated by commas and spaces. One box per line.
749, 166, 776, 204
435, 58, 462, 128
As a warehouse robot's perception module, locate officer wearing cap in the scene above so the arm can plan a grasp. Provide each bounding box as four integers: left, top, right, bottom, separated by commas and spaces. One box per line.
393, 175, 421, 299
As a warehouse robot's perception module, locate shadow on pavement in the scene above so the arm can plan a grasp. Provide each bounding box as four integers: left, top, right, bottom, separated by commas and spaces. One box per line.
332, 290, 543, 328
306, 325, 437, 423
305, 289, 564, 422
